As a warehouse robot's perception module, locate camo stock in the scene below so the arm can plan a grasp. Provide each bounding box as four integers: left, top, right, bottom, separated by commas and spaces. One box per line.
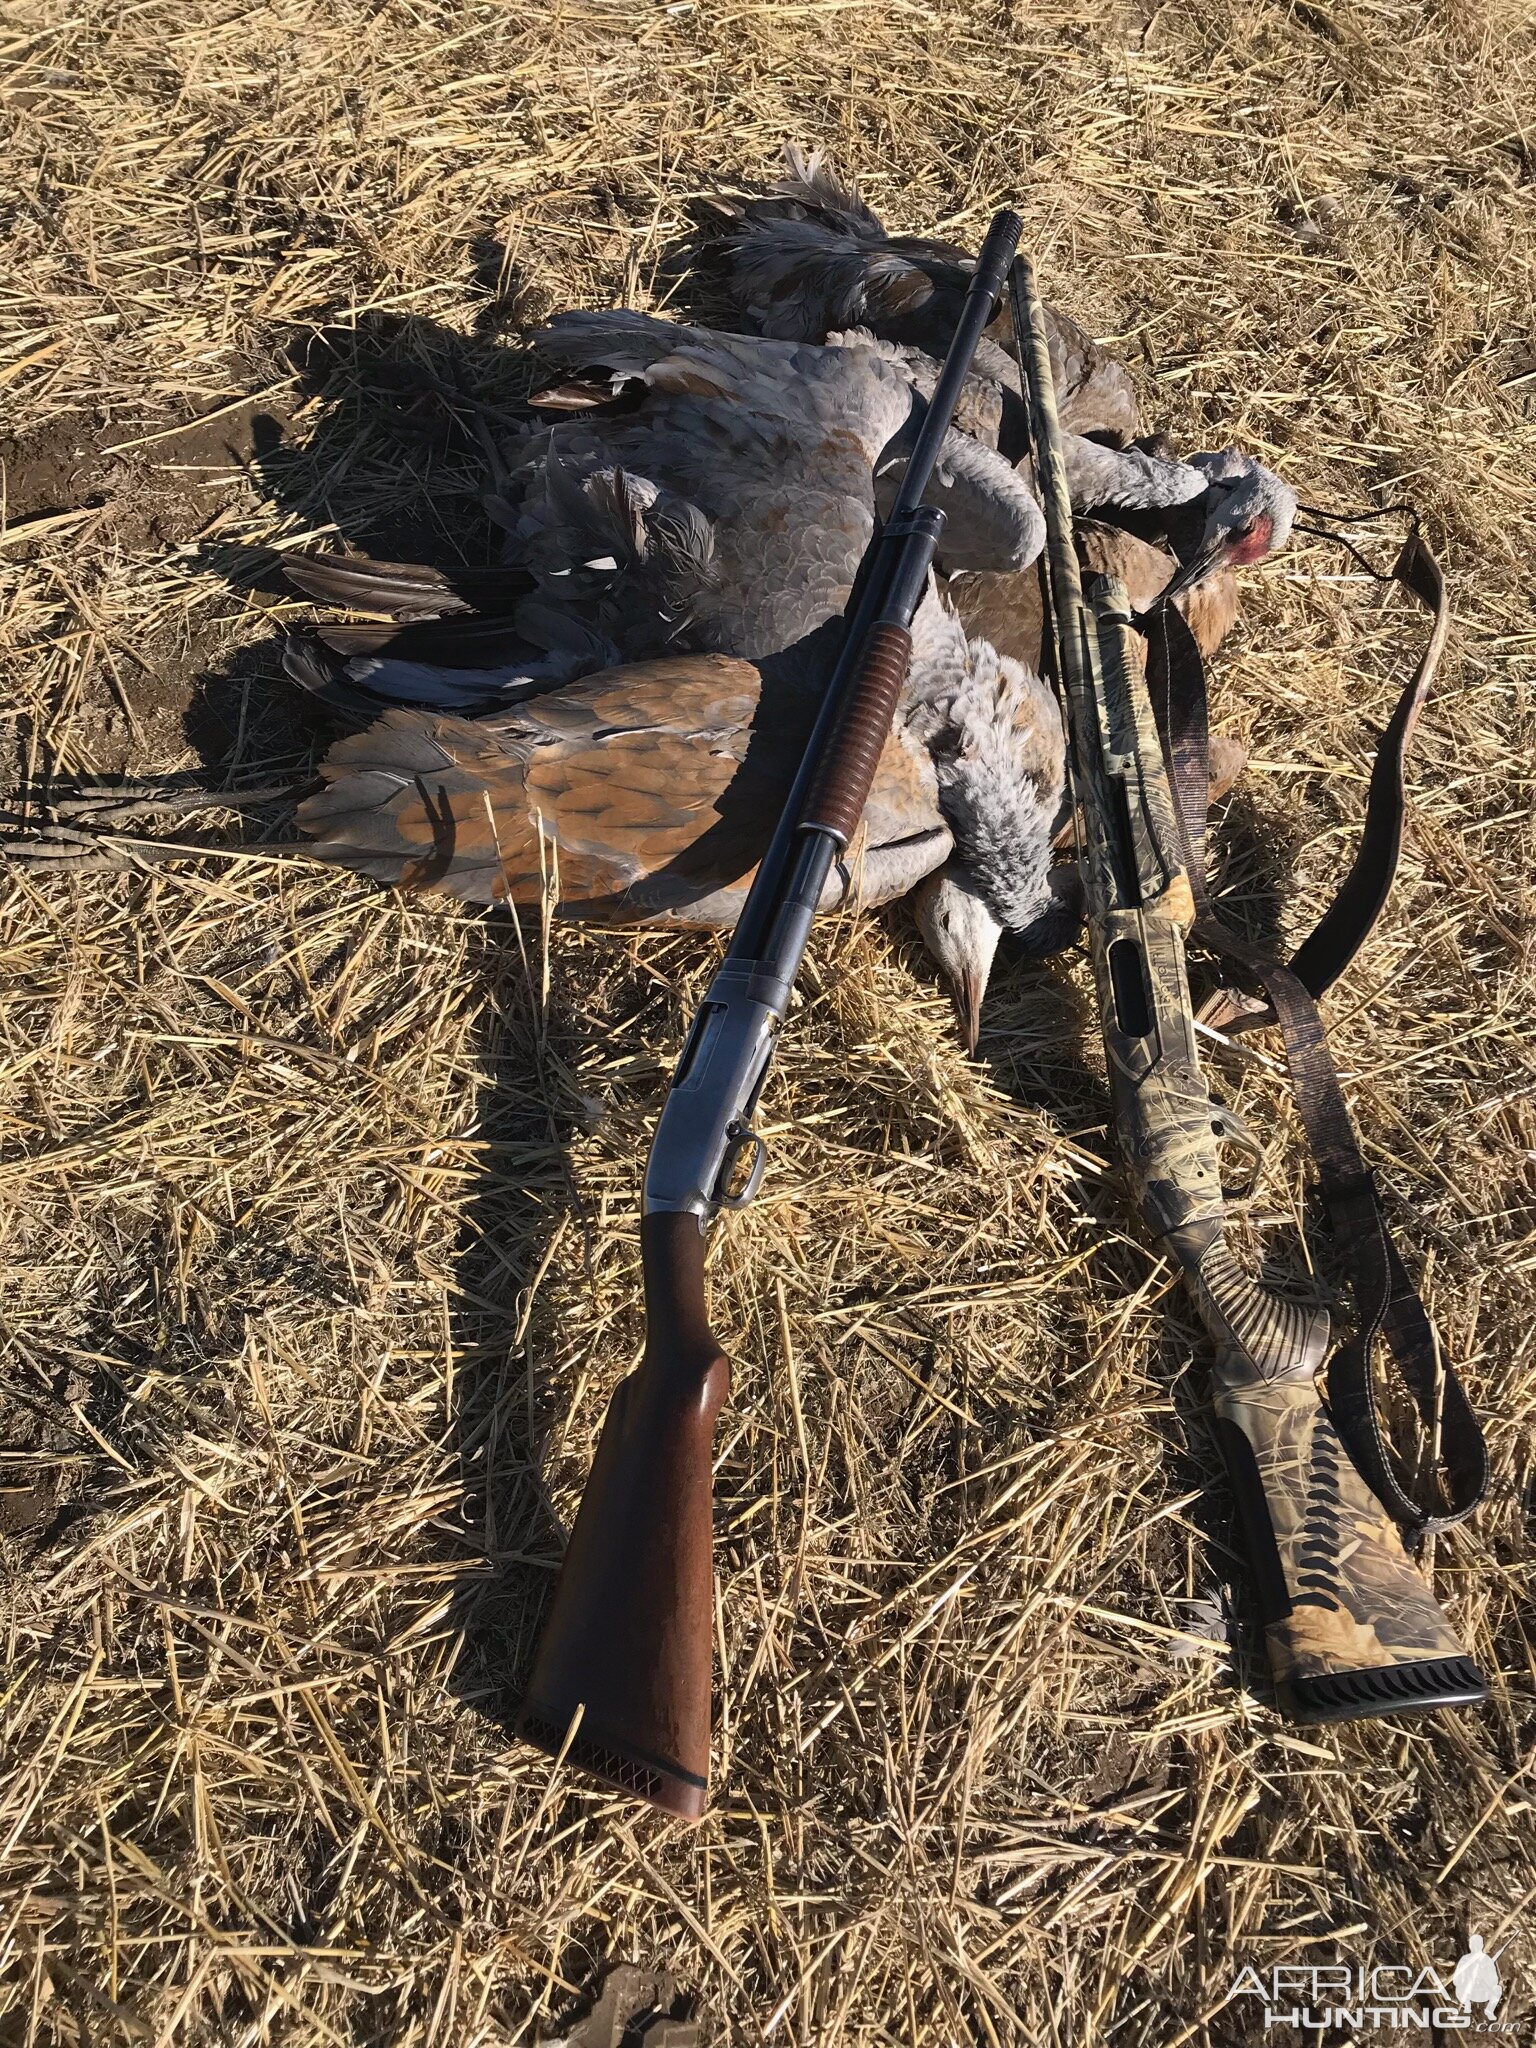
1209, 1367, 1470, 1689
1086, 632, 1472, 1697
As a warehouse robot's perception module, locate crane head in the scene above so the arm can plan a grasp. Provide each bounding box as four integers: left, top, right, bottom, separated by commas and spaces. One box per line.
1159, 448, 1297, 601
913, 864, 1004, 1054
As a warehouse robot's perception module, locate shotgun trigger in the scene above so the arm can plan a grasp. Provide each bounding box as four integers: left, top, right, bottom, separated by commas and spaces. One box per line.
714, 1122, 768, 1211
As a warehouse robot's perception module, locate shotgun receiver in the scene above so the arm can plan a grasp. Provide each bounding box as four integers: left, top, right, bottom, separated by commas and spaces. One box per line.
516, 209, 1025, 1815
1010, 256, 1484, 1721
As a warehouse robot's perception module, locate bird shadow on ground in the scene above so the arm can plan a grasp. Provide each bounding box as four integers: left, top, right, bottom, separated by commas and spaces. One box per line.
2, 304, 603, 1763
2, 302, 544, 807
178, 305, 546, 772
234, 303, 610, 1743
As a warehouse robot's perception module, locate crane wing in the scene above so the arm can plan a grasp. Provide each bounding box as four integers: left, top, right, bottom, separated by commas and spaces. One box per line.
296, 652, 942, 922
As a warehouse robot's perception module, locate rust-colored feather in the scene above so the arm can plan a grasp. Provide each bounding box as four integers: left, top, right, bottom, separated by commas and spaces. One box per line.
297, 652, 944, 925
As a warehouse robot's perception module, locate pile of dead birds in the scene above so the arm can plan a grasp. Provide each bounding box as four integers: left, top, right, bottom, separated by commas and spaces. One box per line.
273, 146, 1292, 1048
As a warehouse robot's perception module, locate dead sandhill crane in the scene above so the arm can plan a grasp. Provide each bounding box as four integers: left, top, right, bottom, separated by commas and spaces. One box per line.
273, 312, 1079, 1037
687, 153, 1297, 598
283, 314, 1275, 1045
690, 145, 1142, 447
283, 604, 1065, 1037
1070, 444, 1295, 606
293, 645, 1063, 960
516, 315, 1270, 1040
287, 313, 1043, 718
533, 313, 1292, 599
286, 314, 1287, 736
17, 634, 1064, 1051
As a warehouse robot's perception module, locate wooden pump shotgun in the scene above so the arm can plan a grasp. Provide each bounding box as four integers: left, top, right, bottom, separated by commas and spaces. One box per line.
1010, 255, 1486, 1722
516, 209, 1024, 1816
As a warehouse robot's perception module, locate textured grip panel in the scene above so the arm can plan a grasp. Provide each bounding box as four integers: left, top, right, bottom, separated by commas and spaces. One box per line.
1193, 1241, 1331, 1388
801, 621, 913, 844
517, 1707, 704, 1816
1285, 1655, 1485, 1721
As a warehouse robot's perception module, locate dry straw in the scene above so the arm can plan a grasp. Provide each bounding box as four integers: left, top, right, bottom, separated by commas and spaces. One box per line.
1, 1, 1534, 2043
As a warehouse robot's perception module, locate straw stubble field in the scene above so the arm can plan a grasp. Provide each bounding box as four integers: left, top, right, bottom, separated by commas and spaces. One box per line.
1, 0, 1534, 2042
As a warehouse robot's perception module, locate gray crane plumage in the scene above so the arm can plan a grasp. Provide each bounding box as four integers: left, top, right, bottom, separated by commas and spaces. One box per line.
288, 314, 1044, 718
281, 303, 1285, 1042
683, 149, 1299, 587
284, 315, 1066, 990
690, 145, 1142, 446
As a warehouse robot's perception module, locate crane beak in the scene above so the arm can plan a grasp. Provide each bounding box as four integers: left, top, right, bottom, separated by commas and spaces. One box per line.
912, 867, 1003, 1058
951, 966, 988, 1056
1154, 534, 1226, 608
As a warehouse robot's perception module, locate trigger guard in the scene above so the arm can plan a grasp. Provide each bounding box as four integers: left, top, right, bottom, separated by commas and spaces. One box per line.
715, 1123, 768, 1212
1209, 1103, 1264, 1168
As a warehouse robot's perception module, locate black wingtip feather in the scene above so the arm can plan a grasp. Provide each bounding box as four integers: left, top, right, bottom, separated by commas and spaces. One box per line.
283, 551, 524, 619
281, 634, 391, 726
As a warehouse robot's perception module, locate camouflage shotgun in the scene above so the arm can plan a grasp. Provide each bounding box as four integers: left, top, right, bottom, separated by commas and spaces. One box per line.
1011, 255, 1487, 1721
515, 209, 1025, 1816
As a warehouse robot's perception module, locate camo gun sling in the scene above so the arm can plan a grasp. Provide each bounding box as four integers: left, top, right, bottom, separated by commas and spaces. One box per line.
1013, 254, 1482, 1720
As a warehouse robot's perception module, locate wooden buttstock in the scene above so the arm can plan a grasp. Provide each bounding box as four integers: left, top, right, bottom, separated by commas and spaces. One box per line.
517, 1212, 729, 1816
